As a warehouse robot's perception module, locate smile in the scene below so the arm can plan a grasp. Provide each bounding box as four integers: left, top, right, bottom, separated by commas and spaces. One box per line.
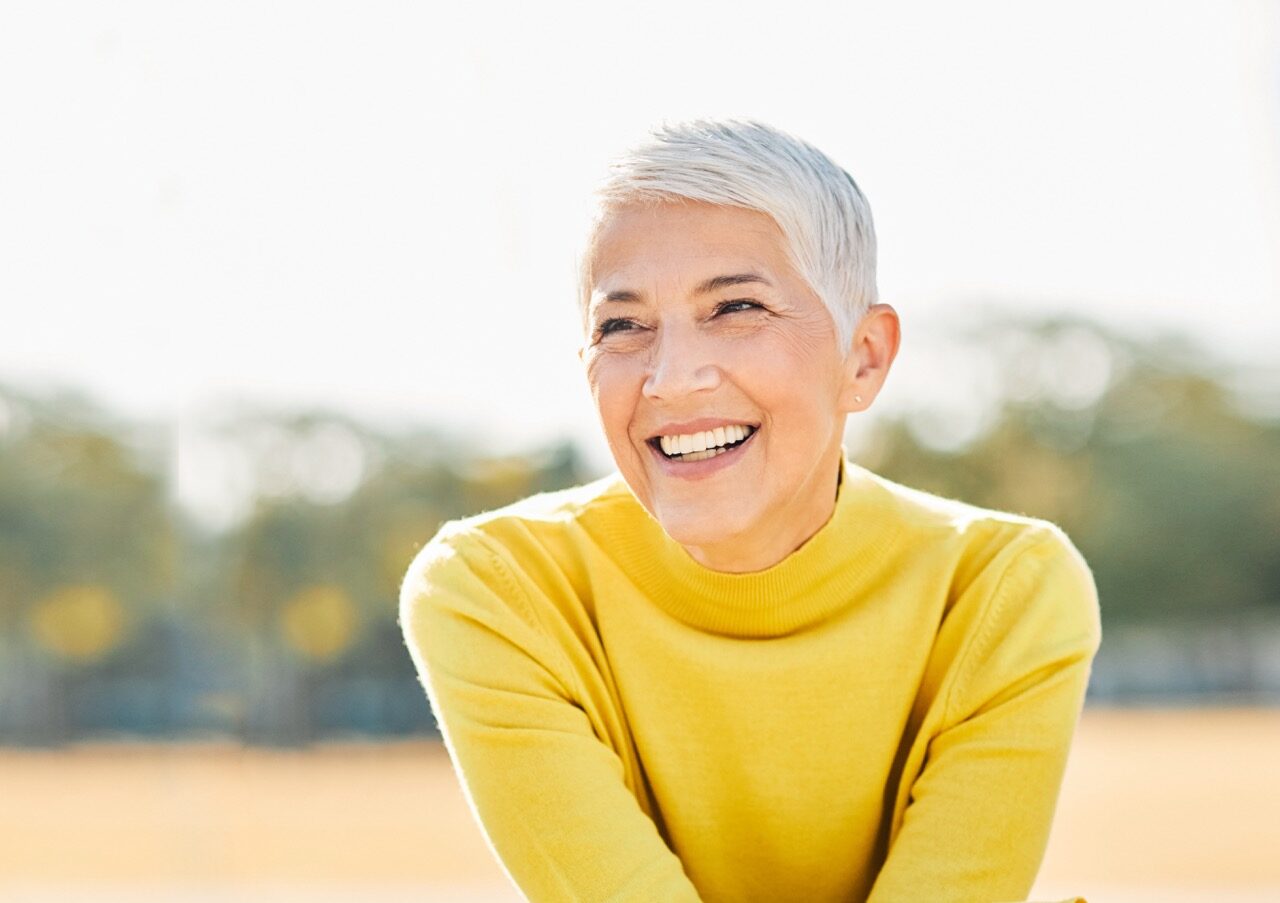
645, 422, 752, 479
648, 424, 759, 461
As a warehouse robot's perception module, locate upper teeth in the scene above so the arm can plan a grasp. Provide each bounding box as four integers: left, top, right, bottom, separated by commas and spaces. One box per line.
658, 425, 754, 456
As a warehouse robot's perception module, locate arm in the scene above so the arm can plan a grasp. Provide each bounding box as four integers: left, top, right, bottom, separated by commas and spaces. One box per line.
399, 527, 703, 903
866, 528, 1102, 903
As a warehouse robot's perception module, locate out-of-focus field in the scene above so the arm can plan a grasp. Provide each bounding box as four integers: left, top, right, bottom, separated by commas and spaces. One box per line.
1, 708, 1276, 902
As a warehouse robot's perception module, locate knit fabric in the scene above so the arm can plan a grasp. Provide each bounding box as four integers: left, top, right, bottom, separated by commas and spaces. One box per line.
399, 449, 1101, 902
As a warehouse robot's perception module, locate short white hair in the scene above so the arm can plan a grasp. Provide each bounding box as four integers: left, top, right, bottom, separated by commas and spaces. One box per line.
577, 117, 878, 358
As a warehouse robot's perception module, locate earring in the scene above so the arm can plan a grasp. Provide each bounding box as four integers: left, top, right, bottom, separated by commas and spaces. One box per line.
854, 394, 864, 403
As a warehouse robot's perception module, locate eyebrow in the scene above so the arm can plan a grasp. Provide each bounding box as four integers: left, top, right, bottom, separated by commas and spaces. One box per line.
595, 272, 773, 307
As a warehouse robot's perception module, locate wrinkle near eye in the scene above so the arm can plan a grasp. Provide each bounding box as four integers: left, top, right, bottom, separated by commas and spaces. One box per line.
766, 309, 840, 363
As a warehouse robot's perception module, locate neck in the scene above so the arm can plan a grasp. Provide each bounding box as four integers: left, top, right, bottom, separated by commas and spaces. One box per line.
680, 445, 844, 574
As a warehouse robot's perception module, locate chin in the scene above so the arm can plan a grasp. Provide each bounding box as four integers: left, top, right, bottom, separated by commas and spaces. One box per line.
652, 499, 756, 549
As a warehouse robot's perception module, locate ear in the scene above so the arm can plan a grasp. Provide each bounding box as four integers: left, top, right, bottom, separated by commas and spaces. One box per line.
837, 303, 901, 412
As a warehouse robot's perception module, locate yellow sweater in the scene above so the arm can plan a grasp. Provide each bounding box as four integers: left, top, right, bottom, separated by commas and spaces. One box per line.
399, 450, 1101, 903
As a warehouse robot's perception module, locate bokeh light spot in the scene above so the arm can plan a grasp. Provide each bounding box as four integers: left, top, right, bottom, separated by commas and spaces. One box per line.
28, 584, 128, 662
279, 584, 359, 662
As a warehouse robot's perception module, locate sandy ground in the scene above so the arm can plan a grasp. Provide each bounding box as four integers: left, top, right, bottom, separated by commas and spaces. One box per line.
1, 707, 1276, 902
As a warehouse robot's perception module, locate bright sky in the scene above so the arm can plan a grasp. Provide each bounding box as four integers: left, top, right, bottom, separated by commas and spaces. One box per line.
2, 1, 1277, 477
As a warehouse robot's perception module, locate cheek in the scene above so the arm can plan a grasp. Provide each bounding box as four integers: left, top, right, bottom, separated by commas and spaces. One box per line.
771, 315, 841, 368
727, 330, 840, 421
723, 332, 805, 388
587, 356, 642, 425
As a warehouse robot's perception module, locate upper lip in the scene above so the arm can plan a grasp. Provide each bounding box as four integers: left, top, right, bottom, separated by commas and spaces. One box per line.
647, 418, 760, 440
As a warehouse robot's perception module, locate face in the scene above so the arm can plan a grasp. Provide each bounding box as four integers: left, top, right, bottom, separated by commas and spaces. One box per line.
578, 199, 864, 572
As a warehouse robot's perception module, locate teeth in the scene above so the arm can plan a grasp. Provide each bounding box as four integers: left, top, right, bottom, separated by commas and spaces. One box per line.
680, 446, 728, 462
656, 424, 756, 459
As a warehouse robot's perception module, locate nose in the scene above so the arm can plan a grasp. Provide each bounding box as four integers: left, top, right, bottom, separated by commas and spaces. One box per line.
642, 322, 721, 401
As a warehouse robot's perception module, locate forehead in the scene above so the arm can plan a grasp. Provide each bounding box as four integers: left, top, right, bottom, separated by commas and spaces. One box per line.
588, 200, 792, 291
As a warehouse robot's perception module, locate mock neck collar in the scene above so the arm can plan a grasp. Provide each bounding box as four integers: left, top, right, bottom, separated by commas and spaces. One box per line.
598, 448, 904, 638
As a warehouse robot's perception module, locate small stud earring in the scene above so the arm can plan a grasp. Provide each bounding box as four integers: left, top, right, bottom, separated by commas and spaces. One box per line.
854, 394, 864, 403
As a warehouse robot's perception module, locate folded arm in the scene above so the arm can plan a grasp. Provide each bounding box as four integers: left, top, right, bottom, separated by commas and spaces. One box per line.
399, 528, 703, 903
866, 528, 1102, 903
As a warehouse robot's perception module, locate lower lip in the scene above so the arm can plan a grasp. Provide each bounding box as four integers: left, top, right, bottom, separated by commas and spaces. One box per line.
646, 428, 759, 481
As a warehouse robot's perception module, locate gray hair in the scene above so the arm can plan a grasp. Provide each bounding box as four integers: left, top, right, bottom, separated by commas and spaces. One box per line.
577, 117, 878, 358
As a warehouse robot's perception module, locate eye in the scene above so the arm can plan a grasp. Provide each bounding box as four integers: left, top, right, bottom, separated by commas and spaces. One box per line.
715, 299, 764, 315
595, 317, 637, 339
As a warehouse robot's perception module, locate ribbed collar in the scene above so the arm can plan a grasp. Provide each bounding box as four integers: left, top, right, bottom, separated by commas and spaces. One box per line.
593, 448, 904, 638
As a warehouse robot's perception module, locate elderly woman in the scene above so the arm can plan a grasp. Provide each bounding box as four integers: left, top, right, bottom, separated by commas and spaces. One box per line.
400, 119, 1100, 903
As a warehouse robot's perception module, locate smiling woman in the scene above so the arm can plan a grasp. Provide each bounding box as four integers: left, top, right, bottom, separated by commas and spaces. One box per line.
399, 118, 1100, 903
578, 198, 894, 573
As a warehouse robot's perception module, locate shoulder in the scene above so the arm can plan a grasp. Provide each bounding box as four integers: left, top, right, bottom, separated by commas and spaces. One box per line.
858, 463, 1087, 564
399, 470, 629, 610
855, 463, 1048, 540
855, 464, 1098, 631
858, 471, 1106, 720
398, 473, 633, 687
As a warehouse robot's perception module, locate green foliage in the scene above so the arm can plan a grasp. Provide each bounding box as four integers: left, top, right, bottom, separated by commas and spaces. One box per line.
0, 387, 175, 640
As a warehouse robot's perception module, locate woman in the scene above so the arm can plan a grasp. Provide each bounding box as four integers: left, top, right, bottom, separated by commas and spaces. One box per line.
400, 118, 1100, 903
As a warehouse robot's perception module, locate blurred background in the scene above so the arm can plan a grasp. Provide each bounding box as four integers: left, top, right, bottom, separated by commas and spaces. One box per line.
1, 1, 1278, 901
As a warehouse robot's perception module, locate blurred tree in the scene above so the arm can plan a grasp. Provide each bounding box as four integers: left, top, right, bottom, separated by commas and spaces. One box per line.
863, 310, 1280, 627
0, 386, 176, 742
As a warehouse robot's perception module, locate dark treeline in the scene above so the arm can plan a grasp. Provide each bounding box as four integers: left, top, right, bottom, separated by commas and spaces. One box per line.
2, 311, 1278, 745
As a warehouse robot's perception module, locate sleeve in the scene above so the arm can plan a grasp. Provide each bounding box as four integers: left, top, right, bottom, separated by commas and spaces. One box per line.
865, 527, 1102, 903
398, 527, 704, 903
